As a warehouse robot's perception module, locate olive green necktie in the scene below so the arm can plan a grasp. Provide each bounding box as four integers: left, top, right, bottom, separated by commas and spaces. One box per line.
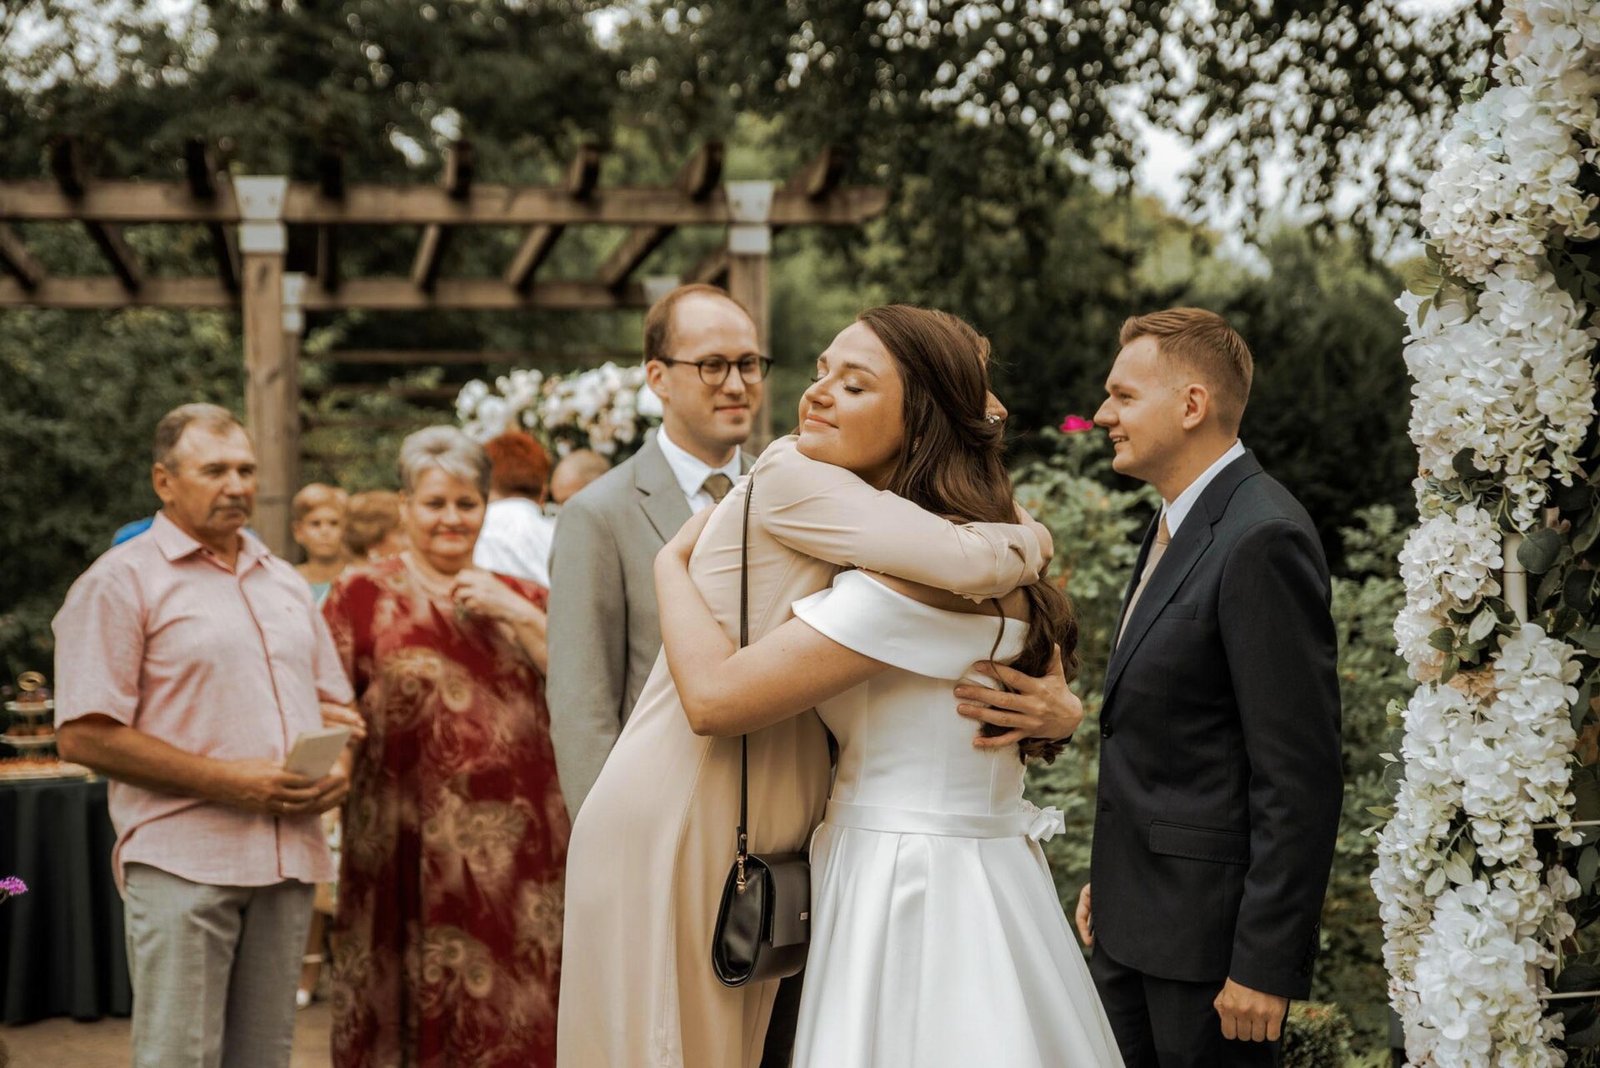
1117, 513, 1172, 648
702, 472, 734, 504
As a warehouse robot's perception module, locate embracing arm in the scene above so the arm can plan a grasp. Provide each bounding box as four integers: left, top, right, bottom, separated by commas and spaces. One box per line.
1219, 518, 1343, 1001
759, 437, 1049, 597
655, 524, 887, 735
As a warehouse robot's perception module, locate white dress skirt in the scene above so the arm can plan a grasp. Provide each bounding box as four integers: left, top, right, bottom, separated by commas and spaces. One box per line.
788, 572, 1124, 1068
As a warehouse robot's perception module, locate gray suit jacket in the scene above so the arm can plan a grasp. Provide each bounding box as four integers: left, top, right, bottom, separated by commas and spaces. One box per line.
545, 435, 750, 816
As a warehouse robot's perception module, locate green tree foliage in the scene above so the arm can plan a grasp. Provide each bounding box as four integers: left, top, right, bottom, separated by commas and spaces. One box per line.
625, 0, 1498, 236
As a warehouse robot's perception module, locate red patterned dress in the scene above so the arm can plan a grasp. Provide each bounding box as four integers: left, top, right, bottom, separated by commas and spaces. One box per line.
323, 557, 569, 1068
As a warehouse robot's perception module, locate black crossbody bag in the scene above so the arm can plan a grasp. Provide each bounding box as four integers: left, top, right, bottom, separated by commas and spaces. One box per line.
711, 474, 812, 987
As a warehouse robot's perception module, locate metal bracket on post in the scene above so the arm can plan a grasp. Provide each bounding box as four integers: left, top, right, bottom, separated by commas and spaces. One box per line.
235, 176, 288, 255
281, 273, 306, 335
643, 275, 679, 304
726, 181, 775, 256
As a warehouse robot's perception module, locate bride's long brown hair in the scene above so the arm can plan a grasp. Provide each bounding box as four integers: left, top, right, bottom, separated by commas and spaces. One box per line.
857, 305, 1078, 760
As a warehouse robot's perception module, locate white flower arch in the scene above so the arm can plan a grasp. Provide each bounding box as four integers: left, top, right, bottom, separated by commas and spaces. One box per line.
1377, 1, 1600, 1062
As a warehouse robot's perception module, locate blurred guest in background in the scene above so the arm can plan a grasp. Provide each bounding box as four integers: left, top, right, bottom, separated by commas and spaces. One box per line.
291, 482, 349, 608
546, 448, 611, 511
474, 430, 556, 587
322, 426, 568, 1068
342, 490, 406, 561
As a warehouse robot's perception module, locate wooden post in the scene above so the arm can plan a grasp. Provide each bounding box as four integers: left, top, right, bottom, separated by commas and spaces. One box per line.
235, 176, 293, 556
282, 272, 306, 513
724, 181, 774, 447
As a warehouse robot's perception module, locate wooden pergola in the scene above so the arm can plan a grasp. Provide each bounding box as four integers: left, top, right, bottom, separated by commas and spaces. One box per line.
0, 138, 887, 553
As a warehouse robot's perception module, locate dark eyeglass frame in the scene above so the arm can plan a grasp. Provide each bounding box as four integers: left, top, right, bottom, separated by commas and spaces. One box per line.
657, 355, 774, 385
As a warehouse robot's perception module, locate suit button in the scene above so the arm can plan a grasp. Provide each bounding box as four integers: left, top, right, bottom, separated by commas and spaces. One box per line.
1101, 726, 1112, 739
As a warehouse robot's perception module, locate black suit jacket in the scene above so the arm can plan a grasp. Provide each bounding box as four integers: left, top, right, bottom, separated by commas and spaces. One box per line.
1091, 451, 1342, 999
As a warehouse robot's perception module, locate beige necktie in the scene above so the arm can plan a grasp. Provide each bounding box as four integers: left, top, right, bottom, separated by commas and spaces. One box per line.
1117, 513, 1172, 648
701, 472, 734, 504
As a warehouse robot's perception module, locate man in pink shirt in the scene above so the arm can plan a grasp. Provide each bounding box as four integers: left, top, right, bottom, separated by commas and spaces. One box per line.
54, 403, 355, 1068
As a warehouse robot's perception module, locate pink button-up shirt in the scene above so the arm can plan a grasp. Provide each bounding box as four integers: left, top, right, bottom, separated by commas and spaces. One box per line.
53, 512, 353, 893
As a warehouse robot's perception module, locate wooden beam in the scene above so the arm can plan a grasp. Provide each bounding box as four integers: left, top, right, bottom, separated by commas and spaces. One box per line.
684, 246, 730, 286
316, 149, 344, 294
304, 383, 462, 403
0, 181, 888, 227
679, 147, 847, 288
0, 224, 44, 290
598, 142, 724, 289
412, 141, 474, 293
303, 415, 441, 431
307, 349, 631, 365
0, 276, 650, 310
789, 145, 848, 200
185, 139, 239, 293
50, 139, 142, 292
505, 142, 602, 292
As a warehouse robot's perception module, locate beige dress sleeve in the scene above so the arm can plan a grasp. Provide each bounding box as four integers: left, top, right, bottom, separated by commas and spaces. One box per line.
755, 436, 1044, 597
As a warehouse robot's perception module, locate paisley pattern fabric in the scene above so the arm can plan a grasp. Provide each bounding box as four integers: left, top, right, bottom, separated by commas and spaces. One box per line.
323, 557, 569, 1068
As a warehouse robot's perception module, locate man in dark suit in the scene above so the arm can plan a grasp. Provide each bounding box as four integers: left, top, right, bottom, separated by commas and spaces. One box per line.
1075, 308, 1343, 1066
546, 284, 765, 818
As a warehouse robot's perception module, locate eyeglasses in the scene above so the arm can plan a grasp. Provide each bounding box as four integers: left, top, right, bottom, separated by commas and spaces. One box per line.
658, 355, 774, 386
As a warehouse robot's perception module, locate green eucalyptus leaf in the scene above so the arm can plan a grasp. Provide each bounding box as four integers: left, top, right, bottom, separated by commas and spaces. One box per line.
1427, 627, 1457, 653
1576, 509, 1600, 554
1452, 449, 1486, 482
1467, 608, 1497, 644
1581, 847, 1599, 894
1439, 655, 1460, 685
1567, 568, 1597, 613
1520, 527, 1565, 574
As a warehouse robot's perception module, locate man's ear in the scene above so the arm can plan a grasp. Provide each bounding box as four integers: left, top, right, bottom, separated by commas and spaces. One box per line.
1180, 383, 1211, 431
644, 360, 670, 402
151, 463, 172, 506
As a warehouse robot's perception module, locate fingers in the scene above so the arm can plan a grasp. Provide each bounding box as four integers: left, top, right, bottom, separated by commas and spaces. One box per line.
1074, 885, 1093, 946
1046, 643, 1065, 679
954, 684, 1034, 714
971, 728, 1029, 749
971, 660, 1036, 692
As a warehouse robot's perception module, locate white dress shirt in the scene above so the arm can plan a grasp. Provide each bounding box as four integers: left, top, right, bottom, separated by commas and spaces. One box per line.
655, 426, 743, 512
474, 497, 556, 587
1162, 439, 1247, 537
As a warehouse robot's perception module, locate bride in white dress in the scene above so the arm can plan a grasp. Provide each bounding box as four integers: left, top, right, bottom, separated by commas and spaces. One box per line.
654, 305, 1123, 1067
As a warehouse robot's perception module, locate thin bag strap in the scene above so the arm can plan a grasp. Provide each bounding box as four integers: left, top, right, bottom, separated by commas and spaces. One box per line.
736, 475, 756, 869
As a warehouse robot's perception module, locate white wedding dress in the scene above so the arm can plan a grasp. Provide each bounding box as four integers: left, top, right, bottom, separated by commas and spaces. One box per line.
787, 572, 1124, 1068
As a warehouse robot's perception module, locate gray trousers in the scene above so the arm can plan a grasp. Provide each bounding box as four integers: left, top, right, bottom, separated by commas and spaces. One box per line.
123, 863, 314, 1068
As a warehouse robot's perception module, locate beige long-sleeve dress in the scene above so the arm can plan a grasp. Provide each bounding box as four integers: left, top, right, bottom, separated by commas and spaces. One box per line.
556, 436, 1046, 1068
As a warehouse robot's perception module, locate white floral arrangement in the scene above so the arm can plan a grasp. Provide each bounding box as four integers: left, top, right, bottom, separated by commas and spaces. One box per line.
1377, 1, 1600, 1062
455, 362, 663, 458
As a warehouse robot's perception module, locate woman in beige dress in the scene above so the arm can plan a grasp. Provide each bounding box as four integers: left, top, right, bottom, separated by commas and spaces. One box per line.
557, 313, 1056, 1068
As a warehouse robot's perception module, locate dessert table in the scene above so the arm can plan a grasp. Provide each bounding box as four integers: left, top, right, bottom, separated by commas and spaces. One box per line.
0, 775, 131, 1024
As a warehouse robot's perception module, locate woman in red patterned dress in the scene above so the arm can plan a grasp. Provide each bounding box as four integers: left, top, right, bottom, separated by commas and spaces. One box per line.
323, 426, 569, 1068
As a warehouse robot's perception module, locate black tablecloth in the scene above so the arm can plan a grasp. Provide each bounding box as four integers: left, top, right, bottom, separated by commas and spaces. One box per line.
0, 777, 131, 1024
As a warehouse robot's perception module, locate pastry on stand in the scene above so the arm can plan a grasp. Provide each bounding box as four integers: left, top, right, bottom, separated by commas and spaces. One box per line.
0, 671, 90, 780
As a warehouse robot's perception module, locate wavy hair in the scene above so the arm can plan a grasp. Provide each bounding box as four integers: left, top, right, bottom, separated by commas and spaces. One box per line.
857, 305, 1078, 759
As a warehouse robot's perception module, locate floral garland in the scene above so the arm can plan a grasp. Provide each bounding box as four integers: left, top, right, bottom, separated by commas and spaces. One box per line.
455, 362, 663, 458
1376, 1, 1600, 1062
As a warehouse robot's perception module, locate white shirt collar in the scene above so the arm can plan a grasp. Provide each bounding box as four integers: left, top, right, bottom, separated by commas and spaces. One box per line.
1163, 440, 1246, 537
656, 426, 742, 505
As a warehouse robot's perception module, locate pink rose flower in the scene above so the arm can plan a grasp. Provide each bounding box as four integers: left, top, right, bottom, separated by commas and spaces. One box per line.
1058, 415, 1095, 433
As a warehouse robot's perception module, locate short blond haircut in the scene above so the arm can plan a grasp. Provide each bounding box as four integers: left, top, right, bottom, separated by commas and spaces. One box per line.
343, 491, 401, 558
291, 482, 348, 522
1120, 308, 1254, 432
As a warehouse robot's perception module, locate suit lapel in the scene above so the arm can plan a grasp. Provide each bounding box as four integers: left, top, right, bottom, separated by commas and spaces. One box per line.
633, 438, 692, 544
1102, 452, 1263, 706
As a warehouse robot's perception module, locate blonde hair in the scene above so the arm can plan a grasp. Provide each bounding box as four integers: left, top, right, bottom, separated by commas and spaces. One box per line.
397, 426, 490, 496
1119, 308, 1254, 432
291, 482, 348, 522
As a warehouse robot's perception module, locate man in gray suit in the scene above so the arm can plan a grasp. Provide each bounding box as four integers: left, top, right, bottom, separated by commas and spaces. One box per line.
546, 284, 766, 816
